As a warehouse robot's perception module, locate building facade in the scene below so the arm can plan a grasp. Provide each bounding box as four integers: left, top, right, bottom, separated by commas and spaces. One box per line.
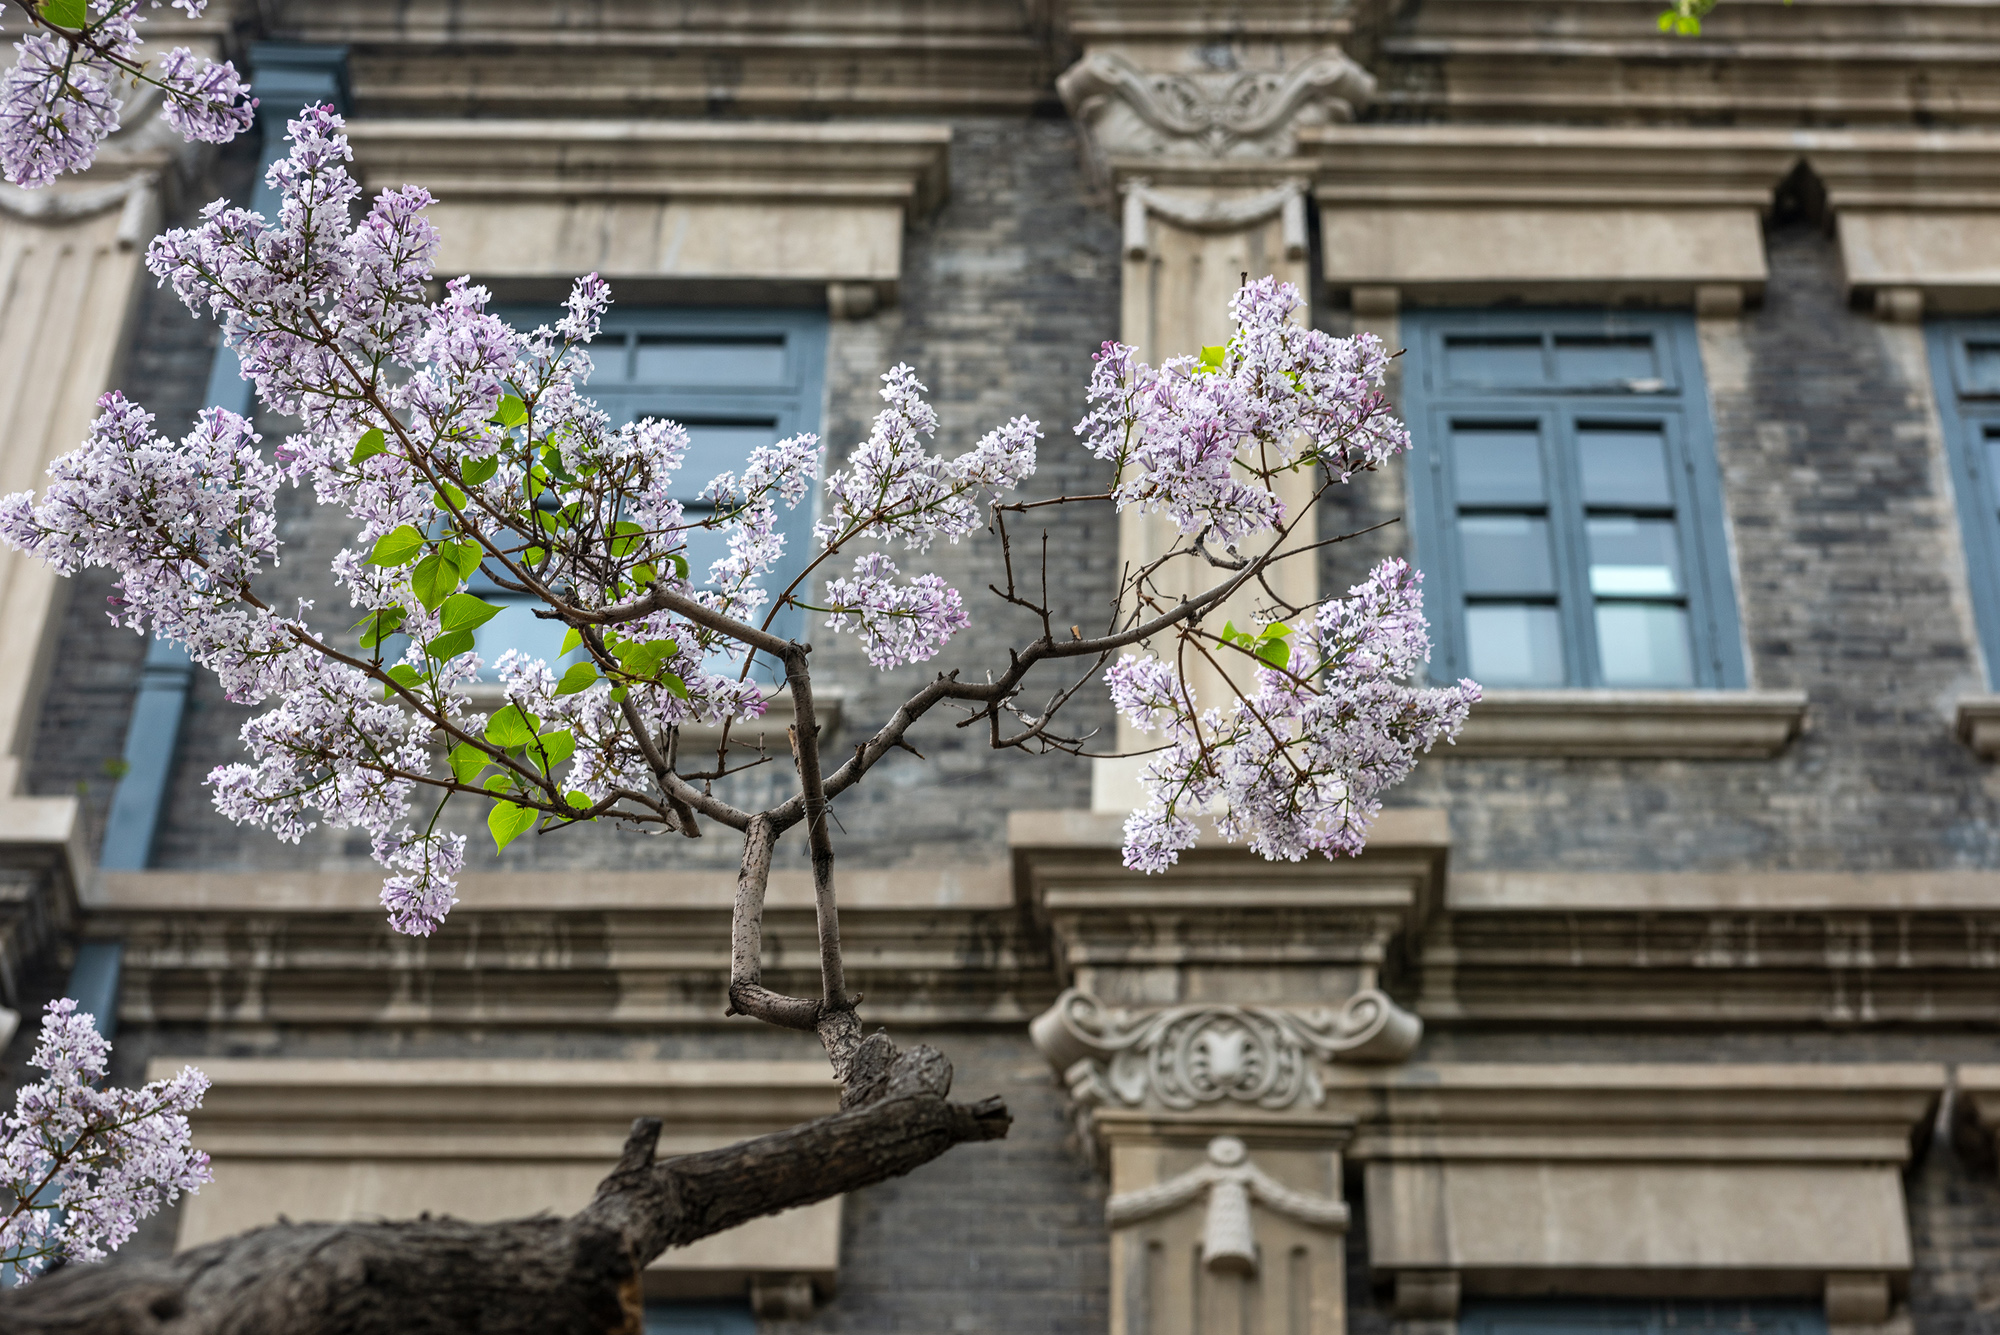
4, 1, 2000, 1331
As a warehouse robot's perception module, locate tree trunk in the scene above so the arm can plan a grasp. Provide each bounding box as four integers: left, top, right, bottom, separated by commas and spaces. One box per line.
0, 1044, 1007, 1335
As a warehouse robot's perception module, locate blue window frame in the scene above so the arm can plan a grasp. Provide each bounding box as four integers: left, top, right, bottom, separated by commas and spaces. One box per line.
1402, 310, 1745, 689
1928, 320, 2000, 683
1460, 1300, 1827, 1335
476, 306, 829, 676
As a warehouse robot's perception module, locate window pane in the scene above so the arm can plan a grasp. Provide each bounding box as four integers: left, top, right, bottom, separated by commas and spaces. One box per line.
1461, 516, 1555, 594
1578, 426, 1673, 507
633, 336, 787, 387
1595, 601, 1694, 687
1984, 429, 2000, 508
473, 598, 583, 679
1444, 336, 1545, 387
585, 337, 629, 385
1467, 604, 1565, 685
1967, 341, 2000, 393
1453, 426, 1546, 505
1553, 335, 1658, 386
1588, 517, 1682, 595
649, 419, 784, 498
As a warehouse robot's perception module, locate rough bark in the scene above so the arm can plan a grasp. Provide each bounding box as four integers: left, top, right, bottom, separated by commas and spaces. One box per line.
0, 1045, 1007, 1335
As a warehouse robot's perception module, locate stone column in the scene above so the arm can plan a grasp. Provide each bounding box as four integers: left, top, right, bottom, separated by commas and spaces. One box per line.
1055, 9, 1376, 810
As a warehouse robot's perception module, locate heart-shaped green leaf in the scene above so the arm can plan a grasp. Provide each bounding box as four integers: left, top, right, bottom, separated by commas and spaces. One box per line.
554, 660, 599, 697
461, 455, 499, 485
410, 553, 452, 611
484, 704, 538, 749
534, 729, 576, 770
39, 0, 87, 29
355, 605, 406, 649
425, 629, 475, 663
439, 592, 502, 635
488, 799, 537, 850
367, 525, 425, 568
491, 395, 528, 428
448, 742, 488, 785
351, 428, 387, 464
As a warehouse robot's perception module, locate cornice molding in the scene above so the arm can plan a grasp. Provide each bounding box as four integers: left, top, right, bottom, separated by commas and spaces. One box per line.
1450, 689, 1808, 759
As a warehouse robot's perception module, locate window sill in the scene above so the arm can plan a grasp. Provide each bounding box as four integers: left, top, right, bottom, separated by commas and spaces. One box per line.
453, 684, 843, 757
1446, 689, 1808, 759
1955, 696, 2000, 758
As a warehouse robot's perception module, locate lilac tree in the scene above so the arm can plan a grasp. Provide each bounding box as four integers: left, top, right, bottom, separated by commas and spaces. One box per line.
0, 1002, 210, 1280
0, 104, 1475, 1331
1, 0, 253, 188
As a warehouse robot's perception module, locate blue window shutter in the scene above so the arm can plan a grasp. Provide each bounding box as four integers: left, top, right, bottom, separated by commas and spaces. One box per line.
1927, 320, 2000, 686
1401, 310, 1745, 689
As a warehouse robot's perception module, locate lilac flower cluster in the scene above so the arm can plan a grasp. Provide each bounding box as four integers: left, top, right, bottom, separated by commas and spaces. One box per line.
812, 365, 1038, 664
1, 1000, 211, 1279
1109, 559, 1481, 873
0, 0, 253, 188
1077, 277, 1408, 543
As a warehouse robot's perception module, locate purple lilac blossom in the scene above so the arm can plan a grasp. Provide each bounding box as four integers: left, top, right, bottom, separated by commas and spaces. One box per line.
0, 2, 251, 187
0, 1000, 211, 1278
1110, 558, 1481, 873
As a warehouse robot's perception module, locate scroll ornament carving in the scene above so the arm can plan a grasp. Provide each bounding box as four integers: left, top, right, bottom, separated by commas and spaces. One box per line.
1057, 50, 1376, 161
1106, 1135, 1347, 1275
1030, 987, 1421, 1116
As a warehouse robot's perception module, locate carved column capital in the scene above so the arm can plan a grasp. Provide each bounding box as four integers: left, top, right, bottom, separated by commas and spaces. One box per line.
1059, 48, 1374, 171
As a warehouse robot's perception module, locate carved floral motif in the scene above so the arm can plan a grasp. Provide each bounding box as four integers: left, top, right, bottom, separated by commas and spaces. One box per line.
1058, 50, 1375, 161
1030, 986, 1421, 1115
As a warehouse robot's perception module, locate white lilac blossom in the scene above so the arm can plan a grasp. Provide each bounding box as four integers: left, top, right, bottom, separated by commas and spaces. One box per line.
1076, 276, 1409, 543
823, 551, 969, 670
1109, 559, 1481, 874
0, 1000, 211, 1279
0, 1, 253, 188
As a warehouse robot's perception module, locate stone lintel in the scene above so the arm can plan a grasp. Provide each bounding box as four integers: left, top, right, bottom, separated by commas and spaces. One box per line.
1446, 689, 1808, 759
1955, 694, 2000, 757
148, 1057, 844, 1299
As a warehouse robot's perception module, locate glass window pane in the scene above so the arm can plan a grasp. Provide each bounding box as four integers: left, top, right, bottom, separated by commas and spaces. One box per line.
1553, 335, 1659, 387
1984, 429, 2000, 508
585, 337, 629, 386
1967, 341, 2000, 393
1461, 516, 1555, 595
1578, 426, 1673, 507
1595, 602, 1694, 687
673, 420, 782, 497
1467, 604, 1566, 686
1452, 426, 1546, 505
1588, 517, 1682, 596
633, 336, 788, 387
1444, 336, 1545, 387
473, 598, 583, 679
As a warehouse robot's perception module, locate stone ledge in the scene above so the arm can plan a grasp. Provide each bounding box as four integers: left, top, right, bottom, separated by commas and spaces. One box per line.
1447, 689, 1807, 759
1955, 695, 2000, 758
147, 1057, 842, 1298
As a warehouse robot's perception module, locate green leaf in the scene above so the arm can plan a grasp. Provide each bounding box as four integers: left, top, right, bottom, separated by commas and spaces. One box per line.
410, 552, 454, 611
609, 685, 628, 704
461, 455, 499, 485
443, 540, 482, 581
525, 545, 548, 566
614, 638, 679, 680
609, 519, 645, 558
351, 428, 387, 464
1196, 344, 1228, 374
439, 592, 503, 635
435, 481, 468, 512
659, 671, 688, 701
485, 704, 539, 750
631, 563, 656, 589
367, 525, 426, 568
554, 660, 599, 697
355, 605, 406, 649
492, 394, 529, 428
382, 663, 425, 699
565, 790, 593, 812
488, 799, 537, 850
560, 628, 583, 657
1257, 639, 1291, 670
39, 0, 87, 28
425, 628, 475, 662
483, 773, 513, 794
534, 509, 567, 536
667, 552, 689, 581
448, 742, 488, 785
534, 730, 576, 769
1260, 621, 1293, 641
